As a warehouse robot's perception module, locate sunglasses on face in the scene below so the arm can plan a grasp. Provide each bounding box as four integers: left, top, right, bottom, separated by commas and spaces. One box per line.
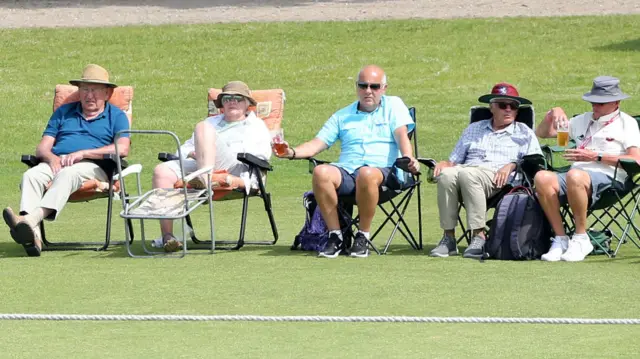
221, 95, 246, 104
495, 102, 519, 110
356, 82, 383, 91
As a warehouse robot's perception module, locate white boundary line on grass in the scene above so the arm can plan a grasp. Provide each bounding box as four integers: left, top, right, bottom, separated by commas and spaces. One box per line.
1, 314, 640, 325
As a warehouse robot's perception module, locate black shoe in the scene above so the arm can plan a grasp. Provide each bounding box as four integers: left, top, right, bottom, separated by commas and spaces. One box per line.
318, 233, 343, 258
349, 232, 369, 258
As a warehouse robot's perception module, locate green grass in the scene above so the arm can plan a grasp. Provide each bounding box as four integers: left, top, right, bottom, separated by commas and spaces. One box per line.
1, 15, 640, 358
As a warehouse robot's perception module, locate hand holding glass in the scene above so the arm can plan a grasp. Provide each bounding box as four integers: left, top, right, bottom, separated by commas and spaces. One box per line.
557, 121, 569, 147
270, 129, 288, 157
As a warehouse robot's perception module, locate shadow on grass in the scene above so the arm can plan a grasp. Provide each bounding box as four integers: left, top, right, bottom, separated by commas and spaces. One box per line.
0, 0, 376, 9
595, 38, 640, 52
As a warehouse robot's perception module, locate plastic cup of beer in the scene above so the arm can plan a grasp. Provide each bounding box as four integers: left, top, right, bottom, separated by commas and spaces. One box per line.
270, 129, 288, 156
557, 121, 569, 147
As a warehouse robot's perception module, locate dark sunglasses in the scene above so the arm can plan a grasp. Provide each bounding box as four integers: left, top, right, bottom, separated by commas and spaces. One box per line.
356, 82, 382, 91
221, 95, 246, 104
496, 102, 519, 110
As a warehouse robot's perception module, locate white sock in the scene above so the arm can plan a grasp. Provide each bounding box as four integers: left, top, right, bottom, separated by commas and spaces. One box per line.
572, 233, 589, 240
329, 230, 343, 241
358, 231, 370, 240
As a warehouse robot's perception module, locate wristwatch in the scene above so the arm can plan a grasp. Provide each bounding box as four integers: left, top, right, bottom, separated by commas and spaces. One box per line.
596, 153, 603, 162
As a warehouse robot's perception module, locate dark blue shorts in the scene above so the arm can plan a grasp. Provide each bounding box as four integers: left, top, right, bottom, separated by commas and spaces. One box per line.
334, 165, 403, 197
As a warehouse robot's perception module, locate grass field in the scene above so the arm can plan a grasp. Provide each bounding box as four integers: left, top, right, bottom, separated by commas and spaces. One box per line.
1, 15, 640, 358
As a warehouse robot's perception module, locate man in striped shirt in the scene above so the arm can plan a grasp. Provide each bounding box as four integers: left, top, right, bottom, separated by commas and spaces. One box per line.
430, 83, 542, 259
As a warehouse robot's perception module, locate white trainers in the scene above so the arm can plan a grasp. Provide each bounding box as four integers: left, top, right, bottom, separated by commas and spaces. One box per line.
541, 236, 569, 262
560, 235, 594, 262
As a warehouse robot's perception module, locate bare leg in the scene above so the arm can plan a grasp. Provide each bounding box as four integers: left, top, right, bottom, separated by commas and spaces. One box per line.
354, 167, 384, 232
565, 169, 592, 234
534, 170, 566, 236
194, 120, 217, 181
152, 162, 179, 238
312, 165, 342, 230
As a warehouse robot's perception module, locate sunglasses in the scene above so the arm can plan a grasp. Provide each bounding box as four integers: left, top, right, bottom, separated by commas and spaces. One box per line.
221, 95, 246, 104
495, 102, 519, 110
356, 82, 383, 91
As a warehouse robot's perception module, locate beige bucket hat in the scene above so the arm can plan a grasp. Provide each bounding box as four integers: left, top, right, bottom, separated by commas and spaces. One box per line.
214, 81, 257, 108
69, 64, 117, 88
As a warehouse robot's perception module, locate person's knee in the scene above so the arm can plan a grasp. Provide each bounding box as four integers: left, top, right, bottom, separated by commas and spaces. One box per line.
355, 167, 382, 188
457, 168, 481, 187
312, 164, 337, 183
52, 167, 82, 185
195, 120, 216, 136
153, 163, 177, 187
566, 169, 590, 189
438, 167, 458, 186
534, 171, 559, 195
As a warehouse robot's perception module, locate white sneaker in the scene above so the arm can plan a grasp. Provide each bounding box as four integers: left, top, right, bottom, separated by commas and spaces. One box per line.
561, 235, 594, 262
541, 236, 569, 262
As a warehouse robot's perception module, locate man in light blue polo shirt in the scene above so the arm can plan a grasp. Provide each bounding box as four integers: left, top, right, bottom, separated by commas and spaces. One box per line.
2, 64, 130, 257
274, 65, 420, 258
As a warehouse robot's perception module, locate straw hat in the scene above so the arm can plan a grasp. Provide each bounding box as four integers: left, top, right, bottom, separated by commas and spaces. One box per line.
69, 64, 117, 88
214, 81, 257, 108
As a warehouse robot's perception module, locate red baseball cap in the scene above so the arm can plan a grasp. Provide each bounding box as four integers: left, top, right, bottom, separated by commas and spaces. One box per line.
478, 82, 532, 105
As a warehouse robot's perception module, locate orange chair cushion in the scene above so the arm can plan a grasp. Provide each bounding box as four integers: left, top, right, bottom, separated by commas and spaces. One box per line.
207, 88, 284, 131
54, 84, 134, 125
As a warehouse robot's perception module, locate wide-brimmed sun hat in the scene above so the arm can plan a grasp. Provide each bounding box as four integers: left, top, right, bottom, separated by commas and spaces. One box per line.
478, 82, 532, 106
214, 81, 257, 108
582, 76, 630, 103
69, 64, 117, 88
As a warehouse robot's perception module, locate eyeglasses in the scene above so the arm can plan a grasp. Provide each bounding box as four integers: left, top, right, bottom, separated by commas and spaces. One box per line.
78, 87, 107, 95
496, 102, 519, 110
356, 82, 383, 91
221, 95, 246, 104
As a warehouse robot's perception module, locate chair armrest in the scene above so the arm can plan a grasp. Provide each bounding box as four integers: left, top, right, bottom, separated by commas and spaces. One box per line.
183, 166, 216, 183
158, 152, 179, 162
237, 153, 272, 171
417, 157, 437, 169
394, 156, 422, 175
113, 164, 143, 181
103, 154, 128, 169
617, 159, 640, 184
21, 155, 41, 167
307, 157, 330, 174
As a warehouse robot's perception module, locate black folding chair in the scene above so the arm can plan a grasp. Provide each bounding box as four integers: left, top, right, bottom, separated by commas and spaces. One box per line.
296, 107, 424, 255
455, 105, 539, 244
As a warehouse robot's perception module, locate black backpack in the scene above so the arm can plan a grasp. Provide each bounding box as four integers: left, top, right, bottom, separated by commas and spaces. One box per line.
484, 187, 552, 260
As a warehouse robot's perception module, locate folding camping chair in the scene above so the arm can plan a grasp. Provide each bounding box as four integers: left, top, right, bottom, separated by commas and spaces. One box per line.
541, 115, 640, 257
19, 84, 142, 251
296, 107, 424, 255
454, 105, 541, 245
155, 88, 284, 250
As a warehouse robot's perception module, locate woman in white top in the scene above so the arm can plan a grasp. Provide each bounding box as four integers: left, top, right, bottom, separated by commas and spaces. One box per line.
152, 81, 272, 251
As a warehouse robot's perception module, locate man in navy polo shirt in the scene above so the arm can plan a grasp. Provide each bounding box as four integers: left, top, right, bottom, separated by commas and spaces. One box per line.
274, 65, 420, 258
3, 64, 130, 256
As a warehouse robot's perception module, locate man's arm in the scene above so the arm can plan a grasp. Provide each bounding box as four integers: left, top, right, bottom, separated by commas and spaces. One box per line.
60, 138, 131, 167
536, 107, 569, 138
36, 135, 62, 174
393, 126, 419, 173
288, 138, 328, 159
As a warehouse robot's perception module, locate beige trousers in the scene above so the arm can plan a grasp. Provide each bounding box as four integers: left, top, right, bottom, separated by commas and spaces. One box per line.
20, 161, 108, 220
437, 166, 501, 231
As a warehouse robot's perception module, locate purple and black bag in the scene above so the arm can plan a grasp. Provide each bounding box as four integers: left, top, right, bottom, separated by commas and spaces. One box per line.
291, 191, 352, 251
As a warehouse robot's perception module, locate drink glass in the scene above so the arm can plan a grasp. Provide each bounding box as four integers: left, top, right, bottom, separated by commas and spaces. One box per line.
557, 121, 569, 147
270, 129, 288, 156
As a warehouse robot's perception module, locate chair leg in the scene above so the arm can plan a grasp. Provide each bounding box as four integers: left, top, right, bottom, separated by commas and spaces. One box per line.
99, 194, 114, 251
263, 192, 279, 243
232, 194, 251, 250
417, 182, 423, 249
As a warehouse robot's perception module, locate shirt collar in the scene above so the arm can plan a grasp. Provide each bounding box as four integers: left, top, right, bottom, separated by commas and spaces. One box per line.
485, 118, 515, 134
591, 109, 620, 123
74, 101, 108, 120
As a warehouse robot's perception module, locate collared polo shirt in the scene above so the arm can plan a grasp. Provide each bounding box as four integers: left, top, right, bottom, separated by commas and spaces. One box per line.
43, 102, 130, 156
449, 119, 541, 172
569, 110, 640, 182
315, 95, 414, 174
